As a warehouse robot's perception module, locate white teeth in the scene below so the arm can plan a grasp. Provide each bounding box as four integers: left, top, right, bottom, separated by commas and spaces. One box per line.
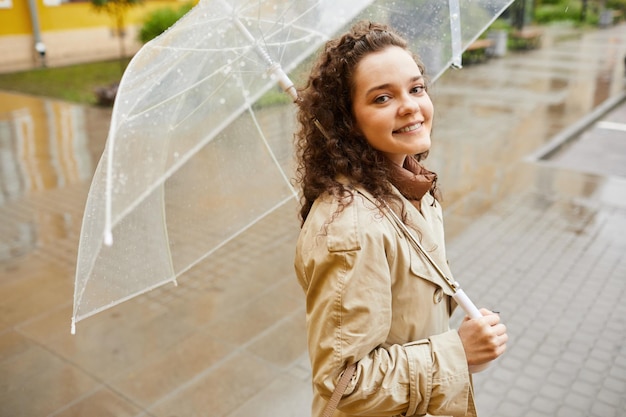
396, 123, 421, 133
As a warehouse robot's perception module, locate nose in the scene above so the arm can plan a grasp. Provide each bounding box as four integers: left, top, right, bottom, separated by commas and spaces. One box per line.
398, 93, 420, 115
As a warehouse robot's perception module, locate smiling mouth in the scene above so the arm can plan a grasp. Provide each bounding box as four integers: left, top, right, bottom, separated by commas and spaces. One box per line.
394, 122, 422, 134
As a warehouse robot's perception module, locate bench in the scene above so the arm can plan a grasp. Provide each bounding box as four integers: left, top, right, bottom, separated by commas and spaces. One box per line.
510, 27, 543, 50
462, 39, 495, 64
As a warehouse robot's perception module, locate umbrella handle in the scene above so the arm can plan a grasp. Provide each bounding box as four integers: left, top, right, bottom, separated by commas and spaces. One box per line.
453, 288, 491, 373
453, 288, 481, 319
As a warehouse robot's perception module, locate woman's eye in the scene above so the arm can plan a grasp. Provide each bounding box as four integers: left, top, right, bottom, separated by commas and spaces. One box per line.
374, 95, 390, 104
411, 85, 426, 94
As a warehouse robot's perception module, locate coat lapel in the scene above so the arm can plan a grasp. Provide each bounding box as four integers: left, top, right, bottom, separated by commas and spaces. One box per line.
354, 185, 456, 296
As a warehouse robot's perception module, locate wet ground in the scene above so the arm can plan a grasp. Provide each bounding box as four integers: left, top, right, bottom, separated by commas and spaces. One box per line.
1, 22, 625, 417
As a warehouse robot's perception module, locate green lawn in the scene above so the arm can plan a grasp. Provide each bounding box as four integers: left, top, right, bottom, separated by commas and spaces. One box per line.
0, 57, 296, 108
0, 58, 130, 105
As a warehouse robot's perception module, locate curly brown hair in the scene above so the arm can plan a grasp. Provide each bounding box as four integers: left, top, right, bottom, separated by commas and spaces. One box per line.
294, 21, 433, 224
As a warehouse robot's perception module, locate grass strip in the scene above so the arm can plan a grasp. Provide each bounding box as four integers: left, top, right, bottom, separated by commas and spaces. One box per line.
0, 58, 130, 105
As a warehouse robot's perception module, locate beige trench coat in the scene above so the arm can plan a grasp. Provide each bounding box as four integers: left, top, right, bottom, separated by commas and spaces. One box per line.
294, 184, 477, 417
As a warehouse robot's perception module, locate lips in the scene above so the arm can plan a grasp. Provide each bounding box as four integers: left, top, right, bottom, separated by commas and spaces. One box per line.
394, 122, 422, 134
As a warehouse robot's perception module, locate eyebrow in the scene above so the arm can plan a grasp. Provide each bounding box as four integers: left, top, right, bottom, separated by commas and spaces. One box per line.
365, 75, 424, 97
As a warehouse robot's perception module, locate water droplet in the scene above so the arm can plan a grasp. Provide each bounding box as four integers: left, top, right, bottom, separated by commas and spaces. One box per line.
220, 98, 226, 104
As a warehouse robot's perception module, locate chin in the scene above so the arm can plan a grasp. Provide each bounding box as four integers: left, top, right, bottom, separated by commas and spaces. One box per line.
411, 139, 431, 155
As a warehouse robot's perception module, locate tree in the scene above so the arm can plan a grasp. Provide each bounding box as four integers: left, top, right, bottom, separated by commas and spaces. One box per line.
91, 0, 143, 72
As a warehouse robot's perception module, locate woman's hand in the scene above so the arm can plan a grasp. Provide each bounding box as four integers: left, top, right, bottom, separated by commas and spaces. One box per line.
458, 308, 508, 366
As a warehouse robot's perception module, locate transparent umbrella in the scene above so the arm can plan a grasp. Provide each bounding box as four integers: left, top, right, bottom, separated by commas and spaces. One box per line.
72, 0, 514, 333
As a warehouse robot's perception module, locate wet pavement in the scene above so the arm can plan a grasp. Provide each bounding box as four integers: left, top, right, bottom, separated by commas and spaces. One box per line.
1, 22, 626, 417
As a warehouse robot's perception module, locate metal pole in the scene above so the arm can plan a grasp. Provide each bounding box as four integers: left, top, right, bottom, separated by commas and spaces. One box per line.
27, 0, 46, 67
449, 0, 463, 69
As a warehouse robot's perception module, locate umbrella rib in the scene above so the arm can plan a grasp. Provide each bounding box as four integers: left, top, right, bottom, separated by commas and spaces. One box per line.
73, 276, 178, 330
107, 99, 261, 234
107, 5, 328, 237
245, 104, 298, 197
100, 98, 298, 306
118, 14, 231, 121
126, 10, 334, 123
124, 65, 233, 122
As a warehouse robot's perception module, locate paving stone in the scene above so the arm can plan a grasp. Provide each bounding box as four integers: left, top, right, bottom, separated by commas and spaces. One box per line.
530, 395, 560, 415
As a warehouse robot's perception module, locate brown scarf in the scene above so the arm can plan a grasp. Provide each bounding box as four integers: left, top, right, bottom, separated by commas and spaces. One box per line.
387, 156, 437, 206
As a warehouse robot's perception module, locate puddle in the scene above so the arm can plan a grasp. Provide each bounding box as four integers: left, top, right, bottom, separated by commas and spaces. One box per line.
0, 93, 110, 205
430, 24, 626, 237
0, 92, 111, 261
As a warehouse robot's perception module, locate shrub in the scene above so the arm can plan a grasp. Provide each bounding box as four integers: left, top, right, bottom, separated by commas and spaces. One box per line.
536, 0, 562, 5
534, 3, 582, 23
138, 2, 194, 44
606, 0, 626, 17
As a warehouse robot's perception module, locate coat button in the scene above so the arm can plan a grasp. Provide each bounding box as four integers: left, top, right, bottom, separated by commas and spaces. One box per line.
433, 288, 443, 304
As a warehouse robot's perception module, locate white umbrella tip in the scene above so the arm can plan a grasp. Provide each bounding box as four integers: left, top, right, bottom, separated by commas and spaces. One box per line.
104, 231, 113, 246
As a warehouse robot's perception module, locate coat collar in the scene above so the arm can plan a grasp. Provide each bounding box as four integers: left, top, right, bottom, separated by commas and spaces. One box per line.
350, 183, 456, 296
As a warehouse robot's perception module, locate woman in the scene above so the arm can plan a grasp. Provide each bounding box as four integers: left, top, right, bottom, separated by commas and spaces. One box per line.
294, 21, 508, 417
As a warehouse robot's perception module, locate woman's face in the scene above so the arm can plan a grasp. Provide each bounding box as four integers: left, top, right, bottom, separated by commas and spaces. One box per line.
351, 46, 434, 166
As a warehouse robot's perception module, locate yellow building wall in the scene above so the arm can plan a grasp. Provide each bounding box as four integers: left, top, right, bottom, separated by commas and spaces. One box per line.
0, 0, 195, 72
1, 0, 190, 35
0, 1, 31, 35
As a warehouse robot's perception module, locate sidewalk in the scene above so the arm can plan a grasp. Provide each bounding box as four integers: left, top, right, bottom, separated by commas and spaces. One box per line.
441, 25, 626, 417
1, 22, 625, 417
449, 103, 626, 416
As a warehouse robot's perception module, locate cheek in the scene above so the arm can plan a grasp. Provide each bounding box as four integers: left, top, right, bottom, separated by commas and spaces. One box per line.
353, 108, 373, 136
423, 96, 434, 118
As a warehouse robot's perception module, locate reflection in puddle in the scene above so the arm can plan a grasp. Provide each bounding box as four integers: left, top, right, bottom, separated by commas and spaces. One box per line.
549, 77, 568, 91
0, 221, 36, 262
0, 92, 104, 262
0, 94, 93, 204
593, 72, 612, 107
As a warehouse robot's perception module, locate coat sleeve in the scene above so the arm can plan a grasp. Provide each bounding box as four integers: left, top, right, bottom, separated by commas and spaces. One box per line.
297, 196, 472, 417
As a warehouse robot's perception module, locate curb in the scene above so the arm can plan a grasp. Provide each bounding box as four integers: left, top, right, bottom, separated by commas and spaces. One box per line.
525, 89, 626, 162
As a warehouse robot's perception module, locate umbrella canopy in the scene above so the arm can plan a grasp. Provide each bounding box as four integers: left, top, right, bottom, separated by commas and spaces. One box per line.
72, 0, 514, 333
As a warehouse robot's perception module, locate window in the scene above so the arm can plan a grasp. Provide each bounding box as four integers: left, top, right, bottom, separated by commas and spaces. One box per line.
0, 0, 12, 9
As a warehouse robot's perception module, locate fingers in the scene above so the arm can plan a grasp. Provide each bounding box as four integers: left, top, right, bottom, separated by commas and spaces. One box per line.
459, 309, 509, 365
478, 307, 495, 316
466, 309, 501, 326
488, 323, 508, 359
